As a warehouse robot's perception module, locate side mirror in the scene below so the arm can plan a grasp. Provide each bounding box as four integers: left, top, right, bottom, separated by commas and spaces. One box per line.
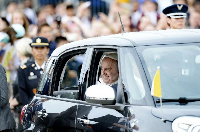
85, 84, 116, 105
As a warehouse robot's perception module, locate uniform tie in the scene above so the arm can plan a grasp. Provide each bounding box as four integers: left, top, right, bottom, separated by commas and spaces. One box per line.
40, 68, 44, 74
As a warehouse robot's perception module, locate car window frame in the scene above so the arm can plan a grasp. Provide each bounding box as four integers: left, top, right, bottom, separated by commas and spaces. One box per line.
80, 47, 127, 105
50, 47, 87, 95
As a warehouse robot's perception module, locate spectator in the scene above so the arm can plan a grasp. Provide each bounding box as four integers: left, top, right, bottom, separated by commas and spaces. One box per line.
36, 5, 55, 26
0, 32, 10, 63
36, 8, 48, 26
37, 23, 56, 57
118, 13, 133, 32
194, 0, 200, 13
76, 1, 92, 29
10, 24, 26, 89
23, 0, 37, 25
131, 0, 142, 31
100, 25, 113, 36
1, 1, 18, 23
0, 63, 16, 131
186, 0, 195, 13
139, 16, 155, 31
43, 4, 56, 26
137, 0, 160, 31
61, 4, 75, 25
11, 10, 30, 37
188, 10, 200, 29
91, 19, 106, 37
1, 25, 25, 97
156, 13, 168, 30
10, 37, 32, 132
141, 0, 160, 26
55, 36, 68, 48
0, 17, 9, 31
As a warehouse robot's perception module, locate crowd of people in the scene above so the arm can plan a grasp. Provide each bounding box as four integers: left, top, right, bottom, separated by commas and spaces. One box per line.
0, 0, 200, 131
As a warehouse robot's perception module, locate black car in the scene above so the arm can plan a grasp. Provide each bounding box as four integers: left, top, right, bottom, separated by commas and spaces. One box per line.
21, 29, 200, 132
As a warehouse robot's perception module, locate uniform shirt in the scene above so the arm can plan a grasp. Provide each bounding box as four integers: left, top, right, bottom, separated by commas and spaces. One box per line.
18, 60, 45, 105
35, 61, 45, 74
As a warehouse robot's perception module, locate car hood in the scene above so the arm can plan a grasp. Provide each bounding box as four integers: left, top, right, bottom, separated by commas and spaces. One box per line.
151, 104, 200, 121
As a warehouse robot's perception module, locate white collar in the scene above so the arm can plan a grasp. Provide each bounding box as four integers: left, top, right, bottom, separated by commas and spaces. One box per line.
35, 61, 46, 70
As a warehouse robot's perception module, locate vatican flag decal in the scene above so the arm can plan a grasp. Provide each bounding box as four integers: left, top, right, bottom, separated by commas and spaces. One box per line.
151, 67, 162, 98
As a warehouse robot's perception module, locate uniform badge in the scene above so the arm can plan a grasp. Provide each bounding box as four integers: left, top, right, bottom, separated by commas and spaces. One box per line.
177, 5, 183, 10
35, 67, 38, 70
28, 72, 37, 80
30, 72, 34, 76
36, 38, 41, 43
40, 71, 44, 74
20, 65, 27, 69
32, 64, 35, 67
33, 88, 37, 94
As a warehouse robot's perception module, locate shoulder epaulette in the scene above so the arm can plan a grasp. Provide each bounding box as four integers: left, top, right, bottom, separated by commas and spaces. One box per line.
20, 65, 27, 69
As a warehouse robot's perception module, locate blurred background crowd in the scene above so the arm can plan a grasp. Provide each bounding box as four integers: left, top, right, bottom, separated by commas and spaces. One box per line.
0, 0, 200, 131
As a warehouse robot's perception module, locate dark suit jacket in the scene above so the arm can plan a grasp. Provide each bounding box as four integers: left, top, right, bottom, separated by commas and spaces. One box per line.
0, 64, 16, 130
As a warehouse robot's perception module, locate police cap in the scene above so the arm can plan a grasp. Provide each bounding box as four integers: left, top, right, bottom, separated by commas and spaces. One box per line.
30, 37, 49, 47
162, 4, 188, 18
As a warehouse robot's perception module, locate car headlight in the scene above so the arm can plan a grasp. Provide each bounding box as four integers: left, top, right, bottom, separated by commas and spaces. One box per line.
172, 116, 200, 132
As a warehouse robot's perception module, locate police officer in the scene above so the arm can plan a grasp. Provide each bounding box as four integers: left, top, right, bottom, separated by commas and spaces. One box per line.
163, 4, 188, 29
18, 37, 49, 105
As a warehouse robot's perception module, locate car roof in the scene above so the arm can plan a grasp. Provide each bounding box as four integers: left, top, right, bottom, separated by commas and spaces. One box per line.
116, 29, 200, 45
52, 29, 200, 57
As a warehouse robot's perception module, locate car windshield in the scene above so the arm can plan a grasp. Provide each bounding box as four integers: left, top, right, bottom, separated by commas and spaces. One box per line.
142, 44, 200, 99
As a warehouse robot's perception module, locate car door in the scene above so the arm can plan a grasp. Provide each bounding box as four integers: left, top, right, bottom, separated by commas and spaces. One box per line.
33, 47, 90, 131
75, 47, 138, 132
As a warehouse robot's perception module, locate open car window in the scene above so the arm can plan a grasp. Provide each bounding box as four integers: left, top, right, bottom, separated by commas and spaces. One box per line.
83, 49, 127, 104
60, 55, 84, 90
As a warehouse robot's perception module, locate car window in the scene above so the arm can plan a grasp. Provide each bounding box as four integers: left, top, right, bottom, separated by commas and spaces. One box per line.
93, 50, 126, 104
83, 49, 125, 104
40, 47, 87, 98
120, 48, 146, 104
60, 55, 84, 90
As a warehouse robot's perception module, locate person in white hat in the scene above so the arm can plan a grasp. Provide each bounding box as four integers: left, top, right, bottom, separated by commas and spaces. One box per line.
99, 53, 119, 93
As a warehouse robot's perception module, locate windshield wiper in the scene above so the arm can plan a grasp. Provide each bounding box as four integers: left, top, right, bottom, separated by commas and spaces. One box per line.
156, 97, 200, 105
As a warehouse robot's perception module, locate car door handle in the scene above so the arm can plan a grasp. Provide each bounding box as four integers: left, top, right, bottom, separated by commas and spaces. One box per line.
77, 118, 90, 124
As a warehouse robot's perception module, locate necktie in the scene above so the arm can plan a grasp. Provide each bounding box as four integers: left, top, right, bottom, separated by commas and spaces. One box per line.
40, 68, 43, 74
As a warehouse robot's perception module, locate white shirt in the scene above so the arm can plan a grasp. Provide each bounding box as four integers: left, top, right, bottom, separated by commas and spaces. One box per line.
35, 61, 46, 71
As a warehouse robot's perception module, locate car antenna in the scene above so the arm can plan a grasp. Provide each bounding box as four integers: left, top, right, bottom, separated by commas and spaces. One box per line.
118, 12, 126, 33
